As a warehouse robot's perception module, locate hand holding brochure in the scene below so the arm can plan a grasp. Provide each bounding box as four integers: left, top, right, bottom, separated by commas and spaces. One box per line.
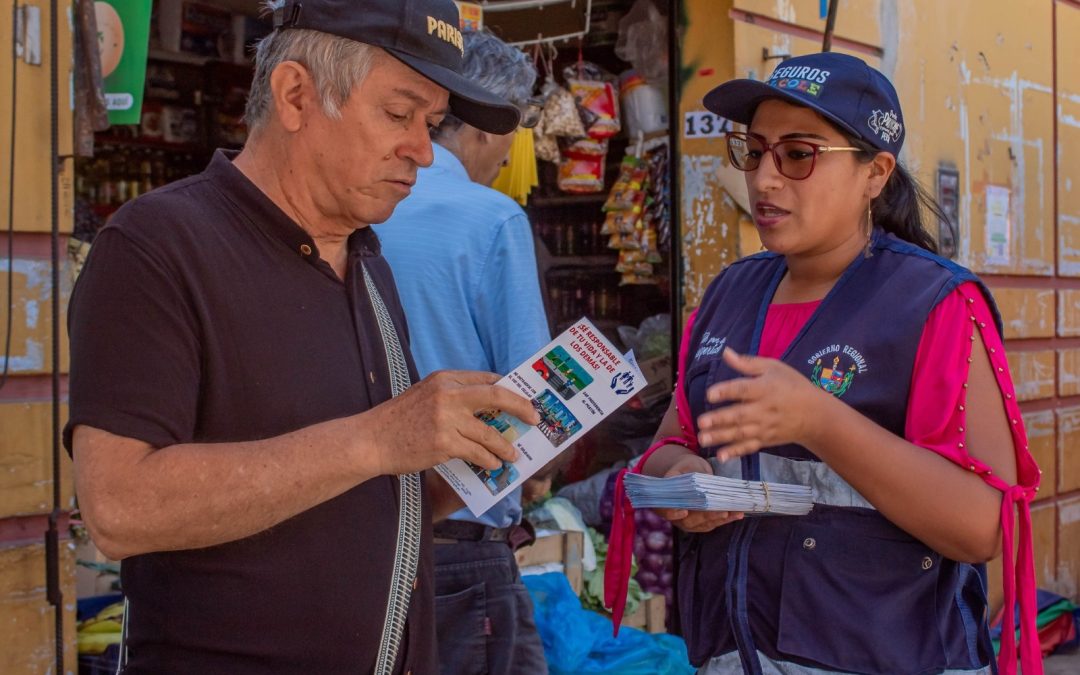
435, 318, 648, 517
623, 472, 814, 515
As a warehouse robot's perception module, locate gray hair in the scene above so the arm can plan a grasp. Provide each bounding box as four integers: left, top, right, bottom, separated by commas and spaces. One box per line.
433, 30, 537, 137
244, 0, 380, 130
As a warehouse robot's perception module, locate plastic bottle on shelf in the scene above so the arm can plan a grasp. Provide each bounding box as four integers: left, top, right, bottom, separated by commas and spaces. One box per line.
96, 156, 113, 208
127, 152, 142, 199
140, 155, 154, 195
149, 151, 165, 189
111, 151, 129, 205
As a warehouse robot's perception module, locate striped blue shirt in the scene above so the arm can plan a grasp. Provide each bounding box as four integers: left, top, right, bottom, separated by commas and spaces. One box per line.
374, 144, 551, 528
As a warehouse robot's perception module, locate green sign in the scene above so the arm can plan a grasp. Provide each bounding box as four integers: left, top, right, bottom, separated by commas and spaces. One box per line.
95, 0, 152, 125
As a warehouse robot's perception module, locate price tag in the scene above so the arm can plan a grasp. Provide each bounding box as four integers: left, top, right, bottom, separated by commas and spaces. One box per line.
683, 111, 733, 139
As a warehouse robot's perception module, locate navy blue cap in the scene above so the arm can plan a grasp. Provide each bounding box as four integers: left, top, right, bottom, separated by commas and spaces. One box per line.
274, 0, 521, 135
703, 52, 905, 155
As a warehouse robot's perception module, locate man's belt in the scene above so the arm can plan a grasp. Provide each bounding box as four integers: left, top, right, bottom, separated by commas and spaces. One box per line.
433, 519, 536, 551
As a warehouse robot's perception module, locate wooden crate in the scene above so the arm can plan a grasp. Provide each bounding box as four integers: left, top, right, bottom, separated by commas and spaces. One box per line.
515, 529, 584, 595
621, 593, 667, 634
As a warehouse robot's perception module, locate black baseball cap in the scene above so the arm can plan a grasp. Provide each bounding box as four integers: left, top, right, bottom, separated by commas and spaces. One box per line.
273, 0, 521, 134
703, 52, 905, 156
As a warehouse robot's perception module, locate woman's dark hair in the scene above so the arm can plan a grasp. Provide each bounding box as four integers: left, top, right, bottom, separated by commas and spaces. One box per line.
848, 136, 943, 254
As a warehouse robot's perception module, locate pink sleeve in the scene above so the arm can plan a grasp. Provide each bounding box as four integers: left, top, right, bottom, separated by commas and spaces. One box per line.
675, 309, 700, 446
905, 280, 1043, 675
904, 283, 999, 455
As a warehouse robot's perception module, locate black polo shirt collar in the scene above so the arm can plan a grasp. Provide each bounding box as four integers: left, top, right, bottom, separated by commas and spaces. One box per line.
207, 150, 383, 270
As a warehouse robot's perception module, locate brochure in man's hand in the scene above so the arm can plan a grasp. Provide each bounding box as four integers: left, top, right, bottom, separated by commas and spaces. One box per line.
436, 318, 647, 517
623, 472, 814, 515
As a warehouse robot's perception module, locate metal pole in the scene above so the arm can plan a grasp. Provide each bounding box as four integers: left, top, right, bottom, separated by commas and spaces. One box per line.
667, 0, 681, 364
666, 0, 682, 640
822, 0, 839, 52
46, 0, 64, 671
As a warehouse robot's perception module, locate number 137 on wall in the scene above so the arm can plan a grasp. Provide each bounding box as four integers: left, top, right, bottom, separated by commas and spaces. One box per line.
683, 111, 733, 139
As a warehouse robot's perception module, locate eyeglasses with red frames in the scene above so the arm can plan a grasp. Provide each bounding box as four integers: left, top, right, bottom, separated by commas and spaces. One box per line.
724, 131, 864, 180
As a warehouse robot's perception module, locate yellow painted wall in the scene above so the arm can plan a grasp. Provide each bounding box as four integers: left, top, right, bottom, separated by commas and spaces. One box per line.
678, 0, 1080, 603
0, 1, 75, 233
891, 0, 1055, 276
677, 0, 739, 316
0, 0, 75, 377
1059, 3, 1080, 276
0, 2, 77, 674
0, 542, 77, 675
0, 403, 74, 518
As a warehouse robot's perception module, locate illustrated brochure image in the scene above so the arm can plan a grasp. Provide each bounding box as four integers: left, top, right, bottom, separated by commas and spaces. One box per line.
435, 318, 647, 516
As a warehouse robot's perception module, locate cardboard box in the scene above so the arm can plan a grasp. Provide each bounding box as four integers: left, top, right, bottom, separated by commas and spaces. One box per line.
515, 529, 584, 595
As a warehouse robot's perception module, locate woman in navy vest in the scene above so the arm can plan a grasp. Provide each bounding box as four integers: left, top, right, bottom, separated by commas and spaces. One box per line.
606, 53, 1042, 674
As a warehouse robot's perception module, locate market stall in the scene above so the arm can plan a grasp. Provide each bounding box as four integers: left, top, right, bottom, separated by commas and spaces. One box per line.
72, 1, 684, 672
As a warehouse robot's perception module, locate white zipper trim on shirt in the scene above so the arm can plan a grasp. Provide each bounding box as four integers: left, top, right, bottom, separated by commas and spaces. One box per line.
364, 263, 422, 675
115, 596, 129, 673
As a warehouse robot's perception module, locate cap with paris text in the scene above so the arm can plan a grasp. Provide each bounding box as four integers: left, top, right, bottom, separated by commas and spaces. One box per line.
273, 0, 521, 134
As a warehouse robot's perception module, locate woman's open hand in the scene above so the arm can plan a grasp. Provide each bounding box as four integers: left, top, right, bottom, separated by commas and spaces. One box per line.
697, 348, 828, 462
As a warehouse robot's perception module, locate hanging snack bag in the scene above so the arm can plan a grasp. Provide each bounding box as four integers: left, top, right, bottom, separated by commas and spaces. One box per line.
601, 210, 638, 235
541, 84, 587, 138
534, 124, 561, 163
558, 138, 607, 193
603, 156, 644, 211
568, 78, 621, 139
564, 62, 621, 139
642, 226, 663, 264
616, 249, 647, 273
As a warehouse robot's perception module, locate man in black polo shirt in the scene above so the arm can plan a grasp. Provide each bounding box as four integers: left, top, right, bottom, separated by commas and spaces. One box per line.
64, 1, 536, 673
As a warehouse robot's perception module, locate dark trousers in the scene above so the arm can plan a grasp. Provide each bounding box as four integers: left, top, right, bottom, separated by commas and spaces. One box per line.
433, 541, 548, 675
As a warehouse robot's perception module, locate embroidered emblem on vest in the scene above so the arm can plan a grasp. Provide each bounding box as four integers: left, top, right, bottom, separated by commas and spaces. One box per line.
812, 356, 855, 396
807, 344, 867, 397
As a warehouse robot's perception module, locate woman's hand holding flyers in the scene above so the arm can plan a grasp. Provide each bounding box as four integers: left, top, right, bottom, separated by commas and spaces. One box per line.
697, 348, 827, 462
652, 453, 744, 533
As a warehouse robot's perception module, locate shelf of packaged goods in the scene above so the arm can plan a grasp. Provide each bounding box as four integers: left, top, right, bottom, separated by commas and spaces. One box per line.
528, 193, 608, 208
95, 136, 205, 154
547, 255, 618, 268
148, 48, 218, 67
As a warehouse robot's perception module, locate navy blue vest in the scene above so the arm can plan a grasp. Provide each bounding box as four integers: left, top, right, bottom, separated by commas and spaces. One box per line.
678, 233, 1002, 673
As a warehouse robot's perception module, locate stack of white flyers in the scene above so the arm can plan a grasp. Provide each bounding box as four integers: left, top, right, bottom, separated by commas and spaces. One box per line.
436, 318, 647, 517
623, 472, 814, 515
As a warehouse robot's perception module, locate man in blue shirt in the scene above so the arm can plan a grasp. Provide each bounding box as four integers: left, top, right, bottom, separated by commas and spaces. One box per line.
375, 30, 550, 675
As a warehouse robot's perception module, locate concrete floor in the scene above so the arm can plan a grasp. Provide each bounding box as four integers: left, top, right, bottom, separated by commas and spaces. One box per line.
1043, 649, 1080, 674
